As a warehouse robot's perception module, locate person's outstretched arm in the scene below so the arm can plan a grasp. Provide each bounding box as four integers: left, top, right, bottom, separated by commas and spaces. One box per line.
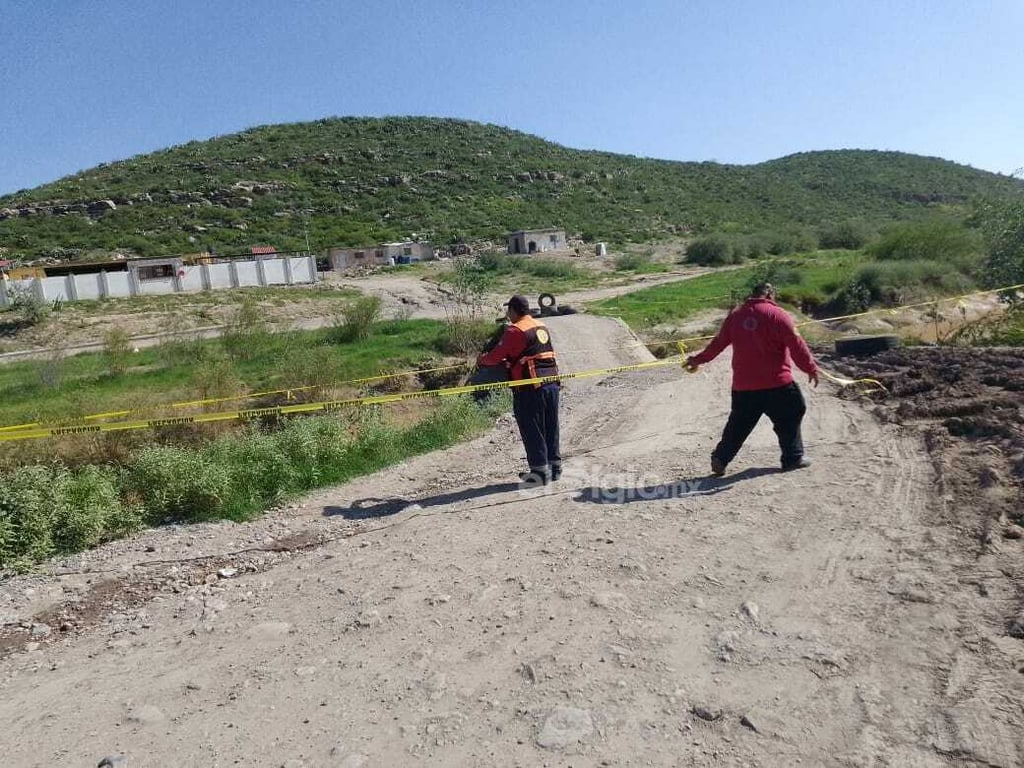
687, 318, 732, 369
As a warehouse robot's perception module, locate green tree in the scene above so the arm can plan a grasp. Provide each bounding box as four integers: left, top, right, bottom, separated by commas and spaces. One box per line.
975, 200, 1024, 290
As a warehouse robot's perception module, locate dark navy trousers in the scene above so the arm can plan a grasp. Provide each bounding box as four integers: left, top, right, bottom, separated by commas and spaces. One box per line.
512, 383, 561, 475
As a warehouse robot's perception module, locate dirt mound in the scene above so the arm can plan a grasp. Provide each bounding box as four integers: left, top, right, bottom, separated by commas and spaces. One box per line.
824, 346, 1024, 534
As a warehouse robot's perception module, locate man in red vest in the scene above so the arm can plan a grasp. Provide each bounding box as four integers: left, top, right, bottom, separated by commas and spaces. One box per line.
686, 283, 819, 476
477, 295, 561, 486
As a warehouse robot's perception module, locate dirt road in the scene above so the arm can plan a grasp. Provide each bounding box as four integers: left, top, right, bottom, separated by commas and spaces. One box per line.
330, 268, 718, 321
1, 315, 1022, 767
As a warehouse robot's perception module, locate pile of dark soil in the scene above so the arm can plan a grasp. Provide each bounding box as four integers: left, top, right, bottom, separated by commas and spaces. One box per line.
820, 346, 1024, 538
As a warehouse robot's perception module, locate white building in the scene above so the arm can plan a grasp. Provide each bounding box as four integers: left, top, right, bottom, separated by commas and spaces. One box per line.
506, 228, 567, 254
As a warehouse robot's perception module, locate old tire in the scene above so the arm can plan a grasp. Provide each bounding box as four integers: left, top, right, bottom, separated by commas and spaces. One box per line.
834, 335, 899, 357
537, 293, 557, 310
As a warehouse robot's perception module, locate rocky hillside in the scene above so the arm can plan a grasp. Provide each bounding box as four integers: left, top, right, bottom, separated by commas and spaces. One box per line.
2, 117, 1022, 260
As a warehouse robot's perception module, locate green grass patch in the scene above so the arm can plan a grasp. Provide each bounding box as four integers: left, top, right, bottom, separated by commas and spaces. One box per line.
588, 249, 979, 330
454, 251, 594, 294
0, 317, 455, 435
0, 395, 502, 570
588, 267, 751, 328
613, 252, 671, 274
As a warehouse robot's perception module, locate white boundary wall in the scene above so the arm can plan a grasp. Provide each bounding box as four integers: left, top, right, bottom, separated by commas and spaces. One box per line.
0, 255, 318, 307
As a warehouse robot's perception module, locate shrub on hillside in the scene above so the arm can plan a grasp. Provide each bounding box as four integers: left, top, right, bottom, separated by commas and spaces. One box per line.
817, 221, 873, 250
32, 350, 66, 392
442, 318, 495, 356
329, 295, 382, 343
6, 285, 51, 326
828, 259, 975, 314
221, 298, 270, 360
285, 346, 347, 398
103, 329, 133, 376
735, 234, 770, 260
830, 280, 874, 314
869, 220, 979, 267
1, 395, 502, 568
948, 302, 1024, 346
190, 347, 244, 403
685, 229, 816, 265
156, 335, 206, 369
60, 465, 141, 550
747, 262, 804, 292
476, 252, 515, 274
0, 465, 64, 565
522, 259, 584, 280
0, 463, 139, 570
614, 252, 657, 271
973, 199, 1024, 290
685, 236, 734, 266
764, 229, 816, 256
615, 253, 644, 271
127, 446, 235, 523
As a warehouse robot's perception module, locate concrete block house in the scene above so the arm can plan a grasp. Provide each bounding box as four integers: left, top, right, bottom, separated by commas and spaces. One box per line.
506, 228, 567, 254
328, 241, 433, 271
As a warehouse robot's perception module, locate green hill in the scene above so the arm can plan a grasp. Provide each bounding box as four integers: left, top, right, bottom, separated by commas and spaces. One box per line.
2, 117, 1022, 260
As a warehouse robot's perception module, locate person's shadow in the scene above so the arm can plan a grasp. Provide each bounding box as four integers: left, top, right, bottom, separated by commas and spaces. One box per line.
572, 467, 777, 505
323, 482, 521, 520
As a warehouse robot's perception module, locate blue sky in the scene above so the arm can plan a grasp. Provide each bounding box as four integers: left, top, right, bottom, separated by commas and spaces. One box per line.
2, 0, 1022, 195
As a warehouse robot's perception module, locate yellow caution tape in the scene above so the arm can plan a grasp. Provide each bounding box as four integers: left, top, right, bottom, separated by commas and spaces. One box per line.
0, 358, 679, 443
0, 361, 470, 433
0, 351, 893, 444
819, 369, 887, 393
678, 341, 699, 373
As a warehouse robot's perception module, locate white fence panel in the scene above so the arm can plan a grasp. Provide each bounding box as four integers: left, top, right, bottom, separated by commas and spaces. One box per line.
180, 267, 204, 292
290, 257, 315, 283
41, 276, 70, 302
6, 278, 36, 296
106, 273, 131, 297
235, 262, 260, 287
3, 256, 319, 308
262, 258, 287, 284
208, 263, 233, 289
74, 273, 103, 300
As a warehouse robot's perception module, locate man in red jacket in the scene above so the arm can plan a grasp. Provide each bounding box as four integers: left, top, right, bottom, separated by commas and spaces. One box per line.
477, 295, 561, 486
686, 283, 819, 476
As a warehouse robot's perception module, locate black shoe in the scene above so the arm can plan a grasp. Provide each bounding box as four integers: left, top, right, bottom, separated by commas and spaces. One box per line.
550, 465, 562, 482
781, 457, 812, 472
519, 470, 550, 486
710, 455, 727, 477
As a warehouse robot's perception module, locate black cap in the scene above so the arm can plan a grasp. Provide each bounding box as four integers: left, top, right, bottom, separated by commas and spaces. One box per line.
504, 295, 530, 314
